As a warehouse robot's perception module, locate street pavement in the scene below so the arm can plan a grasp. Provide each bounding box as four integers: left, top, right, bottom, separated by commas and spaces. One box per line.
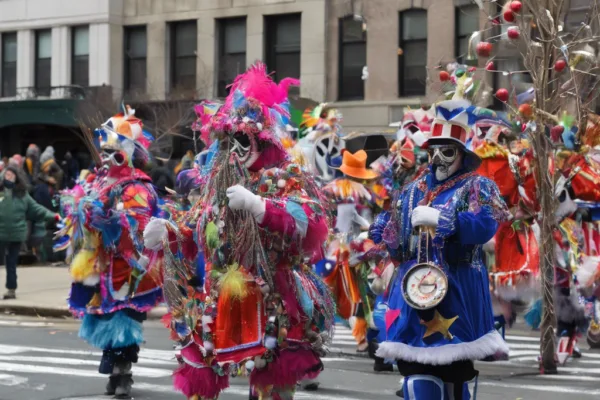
1, 266, 599, 399
0, 315, 597, 399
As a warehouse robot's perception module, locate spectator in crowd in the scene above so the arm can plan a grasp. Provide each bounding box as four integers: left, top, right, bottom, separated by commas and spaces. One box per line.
9, 154, 23, 168
40, 146, 64, 189
31, 173, 59, 262
24, 144, 40, 184
61, 151, 80, 189
150, 159, 175, 197
0, 165, 59, 299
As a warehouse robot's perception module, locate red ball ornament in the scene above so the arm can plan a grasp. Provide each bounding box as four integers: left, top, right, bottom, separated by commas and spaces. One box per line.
476, 42, 493, 57
496, 88, 509, 103
554, 59, 567, 72
468, 67, 477, 73
507, 27, 520, 39
503, 10, 515, 23
485, 61, 495, 71
510, 1, 522, 13
519, 103, 533, 118
439, 71, 451, 81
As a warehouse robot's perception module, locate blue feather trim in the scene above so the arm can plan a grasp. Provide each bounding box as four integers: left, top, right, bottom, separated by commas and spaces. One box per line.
294, 272, 314, 318
286, 201, 308, 237
79, 311, 144, 350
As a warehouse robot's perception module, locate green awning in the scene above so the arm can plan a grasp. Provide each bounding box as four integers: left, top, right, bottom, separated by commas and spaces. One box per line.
0, 99, 81, 129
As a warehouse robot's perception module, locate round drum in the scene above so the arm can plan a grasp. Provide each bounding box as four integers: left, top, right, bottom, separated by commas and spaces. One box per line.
402, 262, 449, 310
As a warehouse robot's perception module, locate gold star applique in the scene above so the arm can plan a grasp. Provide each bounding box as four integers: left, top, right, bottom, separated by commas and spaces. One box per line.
420, 310, 458, 340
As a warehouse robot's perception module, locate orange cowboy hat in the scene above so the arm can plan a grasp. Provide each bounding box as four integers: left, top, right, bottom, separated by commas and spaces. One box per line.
339, 150, 379, 180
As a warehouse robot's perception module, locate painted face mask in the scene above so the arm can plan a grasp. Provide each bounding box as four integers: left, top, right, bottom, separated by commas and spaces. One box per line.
229, 131, 260, 169
427, 144, 463, 181
101, 149, 127, 168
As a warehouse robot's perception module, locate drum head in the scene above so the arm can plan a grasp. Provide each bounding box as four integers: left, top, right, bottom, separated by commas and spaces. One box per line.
402, 262, 448, 310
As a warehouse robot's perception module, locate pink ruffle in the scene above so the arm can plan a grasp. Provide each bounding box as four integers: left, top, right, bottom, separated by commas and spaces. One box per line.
173, 363, 229, 399
250, 346, 323, 389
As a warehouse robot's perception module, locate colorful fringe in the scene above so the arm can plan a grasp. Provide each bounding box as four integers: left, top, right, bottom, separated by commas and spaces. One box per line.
79, 311, 143, 350
173, 364, 229, 400
250, 346, 322, 390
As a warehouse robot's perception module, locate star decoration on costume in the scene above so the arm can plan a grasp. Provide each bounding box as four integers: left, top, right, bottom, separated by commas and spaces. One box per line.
420, 310, 458, 340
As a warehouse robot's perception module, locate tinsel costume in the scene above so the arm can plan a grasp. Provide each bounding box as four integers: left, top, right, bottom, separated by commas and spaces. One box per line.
144, 63, 335, 400
372, 100, 510, 399
55, 106, 163, 398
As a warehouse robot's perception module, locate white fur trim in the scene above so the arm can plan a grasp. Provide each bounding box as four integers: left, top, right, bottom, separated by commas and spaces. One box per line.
376, 330, 509, 365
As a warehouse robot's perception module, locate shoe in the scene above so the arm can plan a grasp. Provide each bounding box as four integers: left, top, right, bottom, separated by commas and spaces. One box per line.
3, 290, 15, 300
396, 387, 404, 398
105, 375, 119, 396
301, 379, 320, 391
572, 347, 582, 358
114, 373, 133, 399
373, 363, 394, 372
357, 340, 369, 352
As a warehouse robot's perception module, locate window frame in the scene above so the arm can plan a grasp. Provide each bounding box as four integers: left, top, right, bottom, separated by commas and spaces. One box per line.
124, 25, 148, 95
71, 25, 90, 87
264, 13, 301, 85
169, 20, 198, 95
35, 29, 52, 96
1, 32, 17, 98
398, 9, 428, 97
338, 16, 367, 101
217, 17, 247, 98
454, 4, 480, 64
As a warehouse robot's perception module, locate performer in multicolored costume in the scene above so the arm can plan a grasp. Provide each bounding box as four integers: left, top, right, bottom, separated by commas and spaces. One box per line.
372, 99, 510, 399
320, 150, 378, 351
55, 106, 162, 398
145, 63, 334, 400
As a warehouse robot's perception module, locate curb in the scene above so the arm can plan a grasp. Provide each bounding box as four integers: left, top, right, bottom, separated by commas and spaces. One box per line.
0, 305, 168, 320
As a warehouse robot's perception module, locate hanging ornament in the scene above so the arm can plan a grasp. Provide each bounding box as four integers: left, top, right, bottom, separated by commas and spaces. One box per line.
485, 61, 495, 71
503, 10, 515, 23
519, 104, 533, 118
554, 59, 567, 72
496, 88, 509, 102
510, 1, 522, 13
476, 42, 493, 57
439, 71, 451, 81
507, 27, 520, 40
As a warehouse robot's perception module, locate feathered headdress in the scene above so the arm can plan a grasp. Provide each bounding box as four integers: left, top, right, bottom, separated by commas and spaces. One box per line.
192, 62, 299, 150
298, 103, 343, 141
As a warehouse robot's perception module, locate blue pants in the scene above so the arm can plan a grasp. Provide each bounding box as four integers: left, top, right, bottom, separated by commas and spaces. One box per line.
1, 242, 21, 290
403, 375, 471, 400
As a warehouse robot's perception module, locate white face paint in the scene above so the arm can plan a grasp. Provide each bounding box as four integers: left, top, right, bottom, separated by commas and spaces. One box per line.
555, 176, 577, 223
428, 144, 463, 181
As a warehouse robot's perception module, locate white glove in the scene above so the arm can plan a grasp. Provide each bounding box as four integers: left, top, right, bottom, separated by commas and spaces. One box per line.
411, 206, 440, 228
226, 185, 266, 223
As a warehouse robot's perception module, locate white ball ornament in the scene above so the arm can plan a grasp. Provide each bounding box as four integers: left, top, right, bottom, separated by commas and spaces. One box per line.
264, 336, 277, 350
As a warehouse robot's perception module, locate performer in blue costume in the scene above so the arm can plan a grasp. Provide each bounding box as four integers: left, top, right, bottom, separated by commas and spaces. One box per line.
372, 100, 510, 400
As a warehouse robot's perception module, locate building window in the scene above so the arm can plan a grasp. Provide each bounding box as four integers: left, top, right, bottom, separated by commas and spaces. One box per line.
124, 26, 147, 94
72, 26, 89, 87
35, 30, 52, 96
265, 13, 301, 85
1, 33, 17, 97
455, 4, 479, 63
399, 10, 427, 97
170, 21, 197, 95
338, 17, 366, 101
217, 18, 246, 98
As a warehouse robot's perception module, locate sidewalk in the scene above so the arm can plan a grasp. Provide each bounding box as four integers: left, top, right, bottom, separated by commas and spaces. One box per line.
0, 266, 167, 319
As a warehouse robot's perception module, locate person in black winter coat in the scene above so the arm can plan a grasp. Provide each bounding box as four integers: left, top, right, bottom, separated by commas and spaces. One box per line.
150, 160, 175, 197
